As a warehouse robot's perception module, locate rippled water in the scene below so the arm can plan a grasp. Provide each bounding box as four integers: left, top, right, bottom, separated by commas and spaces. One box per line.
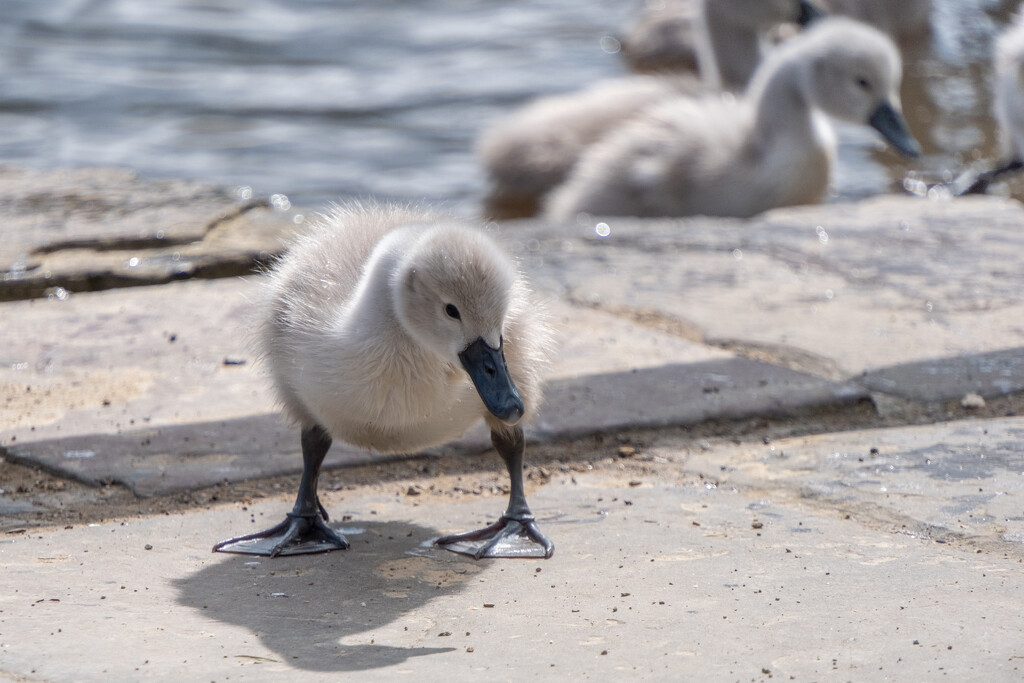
0, 0, 1018, 213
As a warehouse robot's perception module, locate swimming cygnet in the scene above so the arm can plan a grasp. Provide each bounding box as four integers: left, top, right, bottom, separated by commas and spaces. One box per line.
819, 0, 931, 41
479, 0, 823, 219
479, 74, 697, 219
213, 202, 554, 559
619, 0, 703, 74
547, 18, 921, 221
697, 0, 824, 91
621, 0, 823, 86
960, 14, 1024, 195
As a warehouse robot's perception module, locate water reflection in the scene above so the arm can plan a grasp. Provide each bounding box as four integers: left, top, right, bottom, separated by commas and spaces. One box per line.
0, 0, 1020, 211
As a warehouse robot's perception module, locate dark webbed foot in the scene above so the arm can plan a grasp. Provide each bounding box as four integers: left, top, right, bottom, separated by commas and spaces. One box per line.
435, 426, 554, 560
435, 514, 554, 559
214, 424, 349, 557
214, 512, 349, 557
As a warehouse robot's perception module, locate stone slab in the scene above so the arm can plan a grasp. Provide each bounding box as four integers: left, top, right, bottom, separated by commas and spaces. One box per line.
678, 415, 1024, 548
0, 165, 244, 270
534, 359, 867, 439
2, 414, 370, 498
3, 358, 866, 497
0, 196, 297, 301
0, 277, 280, 446
512, 195, 1024, 385
0, 265, 728, 445
0, 468, 1021, 681
0, 273, 748, 495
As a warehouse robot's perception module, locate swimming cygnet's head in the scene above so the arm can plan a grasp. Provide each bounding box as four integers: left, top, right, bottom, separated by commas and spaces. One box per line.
799, 18, 922, 157
392, 225, 525, 424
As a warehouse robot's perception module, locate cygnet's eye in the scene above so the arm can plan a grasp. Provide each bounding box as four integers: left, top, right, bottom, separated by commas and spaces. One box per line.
856, 77, 871, 91
444, 303, 461, 320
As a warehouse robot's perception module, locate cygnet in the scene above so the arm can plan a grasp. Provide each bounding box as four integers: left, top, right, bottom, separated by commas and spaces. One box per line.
479, 0, 823, 219
960, 14, 1024, 194
547, 17, 921, 220
214, 202, 554, 559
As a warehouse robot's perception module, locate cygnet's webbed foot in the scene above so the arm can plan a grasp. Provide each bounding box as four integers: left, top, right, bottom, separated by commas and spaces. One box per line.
213, 512, 349, 557
435, 514, 554, 559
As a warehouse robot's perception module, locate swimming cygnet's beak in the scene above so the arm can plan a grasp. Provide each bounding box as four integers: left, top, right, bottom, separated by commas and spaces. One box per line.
796, 0, 825, 26
459, 337, 525, 424
868, 101, 922, 158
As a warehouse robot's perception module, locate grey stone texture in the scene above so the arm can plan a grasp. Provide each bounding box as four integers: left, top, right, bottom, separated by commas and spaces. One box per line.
1, 169, 1024, 680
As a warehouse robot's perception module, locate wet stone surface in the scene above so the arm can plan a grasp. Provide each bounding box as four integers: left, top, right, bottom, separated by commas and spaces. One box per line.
0, 166, 298, 301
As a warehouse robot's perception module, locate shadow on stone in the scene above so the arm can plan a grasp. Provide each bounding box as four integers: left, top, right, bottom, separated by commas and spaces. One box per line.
174, 520, 476, 672
858, 347, 1024, 402
3, 358, 869, 496
537, 357, 868, 438
1, 413, 410, 497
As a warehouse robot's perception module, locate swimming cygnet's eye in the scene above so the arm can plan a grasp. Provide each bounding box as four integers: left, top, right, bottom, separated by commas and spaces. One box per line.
445, 303, 461, 320
856, 77, 871, 91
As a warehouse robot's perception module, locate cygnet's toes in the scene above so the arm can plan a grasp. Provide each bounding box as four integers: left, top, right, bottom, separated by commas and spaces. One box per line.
213, 514, 350, 557
435, 516, 554, 560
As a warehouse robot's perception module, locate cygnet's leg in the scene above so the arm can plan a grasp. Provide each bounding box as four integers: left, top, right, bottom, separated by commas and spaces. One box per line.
958, 159, 1024, 195
435, 426, 554, 559
213, 425, 350, 556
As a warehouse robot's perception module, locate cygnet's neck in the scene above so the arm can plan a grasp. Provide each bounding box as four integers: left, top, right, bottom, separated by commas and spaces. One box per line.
747, 56, 820, 147
698, 2, 763, 91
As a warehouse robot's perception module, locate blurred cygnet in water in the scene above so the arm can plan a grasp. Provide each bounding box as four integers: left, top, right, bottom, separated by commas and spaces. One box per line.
958, 13, 1024, 195
819, 0, 931, 41
478, 75, 697, 219
479, 0, 822, 219
619, 0, 702, 74
621, 0, 822, 86
547, 18, 921, 221
696, 0, 824, 91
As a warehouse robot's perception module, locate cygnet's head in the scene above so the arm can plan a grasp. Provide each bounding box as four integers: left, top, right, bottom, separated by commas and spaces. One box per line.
795, 18, 921, 156
392, 225, 524, 423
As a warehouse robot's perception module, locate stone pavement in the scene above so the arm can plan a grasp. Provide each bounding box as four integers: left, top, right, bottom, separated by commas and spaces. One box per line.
1, 168, 1024, 680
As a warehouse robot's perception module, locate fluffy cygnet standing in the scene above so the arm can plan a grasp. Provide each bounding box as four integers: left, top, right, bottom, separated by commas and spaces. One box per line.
479, 0, 823, 219
547, 18, 921, 220
214, 202, 554, 559
960, 14, 1024, 194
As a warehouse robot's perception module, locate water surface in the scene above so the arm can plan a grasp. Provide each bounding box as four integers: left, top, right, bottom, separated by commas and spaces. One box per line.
0, 0, 1018, 212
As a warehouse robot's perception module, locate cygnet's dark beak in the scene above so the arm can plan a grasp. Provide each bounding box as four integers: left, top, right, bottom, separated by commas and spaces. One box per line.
459, 337, 525, 425
868, 101, 922, 158
796, 0, 825, 26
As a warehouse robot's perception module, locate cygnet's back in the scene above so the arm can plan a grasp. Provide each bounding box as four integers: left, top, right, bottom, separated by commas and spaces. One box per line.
548, 18, 918, 220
